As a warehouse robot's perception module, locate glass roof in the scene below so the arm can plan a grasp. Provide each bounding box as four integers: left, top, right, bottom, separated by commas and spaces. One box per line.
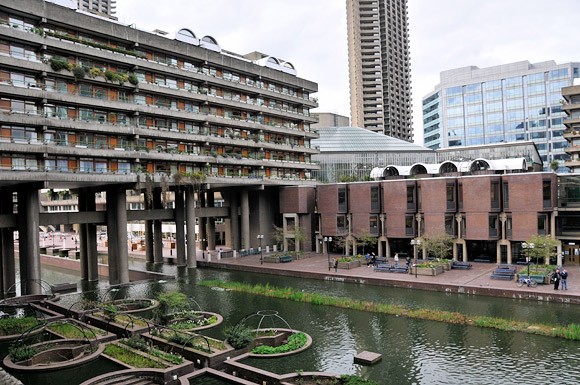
313, 126, 433, 153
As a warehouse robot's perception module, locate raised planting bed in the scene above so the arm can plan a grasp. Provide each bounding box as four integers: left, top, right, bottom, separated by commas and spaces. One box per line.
332, 259, 361, 269
409, 265, 445, 276
3, 338, 104, 372
143, 330, 235, 368
516, 265, 556, 284
102, 298, 159, 314
263, 255, 293, 263
0, 304, 65, 342
167, 311, 223, 332
85, 311, 151, 337
279, 373, 379, 385
46, 319, 116, 343
248, 329, 312, 358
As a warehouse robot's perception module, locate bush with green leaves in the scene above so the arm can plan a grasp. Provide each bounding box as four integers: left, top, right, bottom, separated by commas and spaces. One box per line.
101, 304, 118, 322
128, 73, 139, 85
0, 317, 41, 336
156, 291, 190, 325
49, 57, 72, 72
9, 345, 38, 362
252, 332, 307, 354
340, 375, 379, 385
223, 325, 254, 350
72, 65, 86, 80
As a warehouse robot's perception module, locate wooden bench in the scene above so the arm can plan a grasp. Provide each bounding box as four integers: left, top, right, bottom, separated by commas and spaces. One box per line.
451, 261, 472, 269
279, 255, 293, 263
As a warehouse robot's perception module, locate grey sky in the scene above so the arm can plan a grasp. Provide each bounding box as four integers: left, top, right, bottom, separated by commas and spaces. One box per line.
116, 0, 580, 145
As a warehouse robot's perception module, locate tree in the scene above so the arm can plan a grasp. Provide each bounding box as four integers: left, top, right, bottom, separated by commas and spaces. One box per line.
422, 230, 454, 260
272, 224, 307, 251
526, 234, 559, 265
549, 159, 559, 172
356, 230, 377, 255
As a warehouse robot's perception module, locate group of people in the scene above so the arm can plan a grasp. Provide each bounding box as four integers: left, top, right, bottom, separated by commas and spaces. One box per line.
553, 268, 569, 290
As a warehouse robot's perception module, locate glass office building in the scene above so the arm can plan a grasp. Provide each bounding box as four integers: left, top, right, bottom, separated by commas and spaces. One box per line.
422, 60, 580, 172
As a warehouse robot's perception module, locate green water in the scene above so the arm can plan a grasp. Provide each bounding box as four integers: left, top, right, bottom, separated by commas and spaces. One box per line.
9, 264, 580, 384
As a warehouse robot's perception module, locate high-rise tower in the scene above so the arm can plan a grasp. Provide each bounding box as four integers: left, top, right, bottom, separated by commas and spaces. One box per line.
347, 0, 412, 141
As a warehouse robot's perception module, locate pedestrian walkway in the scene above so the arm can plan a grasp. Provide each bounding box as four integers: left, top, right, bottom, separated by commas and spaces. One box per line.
200, 253, 580, 304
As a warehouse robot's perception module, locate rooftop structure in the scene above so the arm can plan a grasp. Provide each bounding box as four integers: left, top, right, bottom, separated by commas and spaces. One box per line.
311, 112, 350, 128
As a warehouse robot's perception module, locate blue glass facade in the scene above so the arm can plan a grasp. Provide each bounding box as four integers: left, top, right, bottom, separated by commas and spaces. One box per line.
422, 62, 580, 171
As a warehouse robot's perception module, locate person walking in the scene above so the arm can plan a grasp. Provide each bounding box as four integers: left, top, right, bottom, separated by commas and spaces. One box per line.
394, 253, 399, 266
553, 269, 561, 290
561, 269, 568, 290
333, 258, 338, 272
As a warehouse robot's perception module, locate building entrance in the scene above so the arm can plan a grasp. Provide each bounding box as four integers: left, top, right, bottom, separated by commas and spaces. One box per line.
564, 243, 580, 265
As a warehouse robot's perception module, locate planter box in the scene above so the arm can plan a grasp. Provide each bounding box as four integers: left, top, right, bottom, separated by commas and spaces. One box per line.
337, 260, 361, 269
409, 265, 444, 276
441, 262, 452, 271
264, 256, 281, 263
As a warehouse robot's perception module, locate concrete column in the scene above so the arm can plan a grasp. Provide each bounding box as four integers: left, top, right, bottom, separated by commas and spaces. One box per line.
0, 190, 15, 295
507, 241, 512, 265
207, 191, 216, 250
496, 242, 502, 264
385, 238, 391, 258
174, 189, 186, 266
556, 242, 563, 266
240, 190, 250, 251
85, 191, 98, 282
199, 192, 207, 251
144, 194, 154, 263
463, 242, 468, 262
153, 188, 163, 263
17, 189, 41, 295
229, 190, 240, 250
106, 187, 129, 285
78, 190, 89, 280
185, 188, 197, 268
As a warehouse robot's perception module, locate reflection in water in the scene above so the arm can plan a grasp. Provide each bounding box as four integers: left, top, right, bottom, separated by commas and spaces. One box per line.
18, 263, 580, 384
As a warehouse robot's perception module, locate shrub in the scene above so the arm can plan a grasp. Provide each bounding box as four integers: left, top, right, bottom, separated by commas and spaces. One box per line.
340, 375, 379, 385
9, 345, 38, 362
87, 67, 103, 79
156, 291, 190, 325
223, 325, 254, 349
128, 73, 139, 85
49, 57, 72, 72
251, 332, 307, 354
102, 304, 117, 322
0, 317, 40, 336
72, 65, 86, 80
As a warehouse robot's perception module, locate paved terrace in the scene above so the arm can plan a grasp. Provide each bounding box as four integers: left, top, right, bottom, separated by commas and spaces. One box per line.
198, 253, 580, 304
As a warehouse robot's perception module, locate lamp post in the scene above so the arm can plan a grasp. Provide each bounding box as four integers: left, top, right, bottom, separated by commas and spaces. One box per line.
257, 234, 264, 264
324, 236, 332, 271
411, 239, 421, 279
522, 242, 535, 278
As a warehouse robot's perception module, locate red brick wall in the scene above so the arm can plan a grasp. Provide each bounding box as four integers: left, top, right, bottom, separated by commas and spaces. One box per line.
317, 184, 340, 214
279, 186, 315, 214
420, 178, 450, 213
382, 180, 412, 214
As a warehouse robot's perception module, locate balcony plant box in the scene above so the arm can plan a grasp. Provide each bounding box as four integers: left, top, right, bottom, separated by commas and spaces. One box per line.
409, 265, 444, 276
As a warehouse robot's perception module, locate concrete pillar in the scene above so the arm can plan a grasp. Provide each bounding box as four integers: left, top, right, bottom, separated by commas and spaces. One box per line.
144, 194, 154, 263
85, 191, 98, 282
174, 189, 186, 266
1, 190, 15, 295
240, 190, 250, 251
199, 192, 207, 251
185, 187, 197, 268
496, 241, 502, 264
229, 190, 240, 250
78, 189, 89, 280
153, 188, 163, 263
207, 191, 216, 250
106, 187, 129, 285
507, 241, 512, 265
17, 188, 41, 295
463, 242, 468, 262
385, 238, 391, 258
556, 242, 563, 266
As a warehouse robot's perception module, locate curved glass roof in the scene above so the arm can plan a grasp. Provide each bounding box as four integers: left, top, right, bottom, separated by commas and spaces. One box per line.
313, 126, 433, 153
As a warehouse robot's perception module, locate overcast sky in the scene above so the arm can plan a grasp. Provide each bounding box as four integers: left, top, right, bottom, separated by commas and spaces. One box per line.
116, 0, 580, 145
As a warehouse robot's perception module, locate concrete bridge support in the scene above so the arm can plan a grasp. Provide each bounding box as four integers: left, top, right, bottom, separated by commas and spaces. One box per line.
78, 189, 98, 281
185, 187, 197, 268
1, 190, 15, 296
153, 188, 163, 264
241, 190, 250, 251
229, 190, 240, 251
199, 192, 207, 252
144, 193, 154, 264
207, 191, 216, 251
106, 187, 129, 285
17, 188, 41, 295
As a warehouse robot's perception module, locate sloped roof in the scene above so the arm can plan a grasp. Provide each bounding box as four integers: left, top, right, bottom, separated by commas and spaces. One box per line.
313, 126, 433, 153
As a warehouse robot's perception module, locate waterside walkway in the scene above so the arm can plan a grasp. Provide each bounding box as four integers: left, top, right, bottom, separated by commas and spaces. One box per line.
197, 253, 580, 305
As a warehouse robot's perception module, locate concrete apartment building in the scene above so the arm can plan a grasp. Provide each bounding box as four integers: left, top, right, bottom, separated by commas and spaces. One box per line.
311, 112, 350, 128
346, 0, 412, 140
562, 84, 580, 173
422, 60, 580, 172
0, 0, 318, 294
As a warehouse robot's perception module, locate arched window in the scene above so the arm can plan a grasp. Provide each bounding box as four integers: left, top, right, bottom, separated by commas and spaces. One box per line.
283, 62, 295, 69
202, 36, 218, 45
410, 164, 427, 175
470, 159, 490, 172
178, 28, 196, 39
439, 162, 458, 174
267, 57, 280, 65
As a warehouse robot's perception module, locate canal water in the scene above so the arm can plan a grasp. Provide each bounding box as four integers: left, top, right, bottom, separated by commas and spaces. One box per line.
10, 263, 580, 384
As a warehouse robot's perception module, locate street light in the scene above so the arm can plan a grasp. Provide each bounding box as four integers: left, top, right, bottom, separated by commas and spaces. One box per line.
257, 234, 264, 264
522, 242, 535, 278
411, 239, 421, 279
324, 236, 332, 271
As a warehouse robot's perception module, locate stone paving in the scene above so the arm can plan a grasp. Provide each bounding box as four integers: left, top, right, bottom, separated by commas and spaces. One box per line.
200, 252, 580, 303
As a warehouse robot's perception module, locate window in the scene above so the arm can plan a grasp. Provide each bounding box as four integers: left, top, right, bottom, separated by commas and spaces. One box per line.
370, 186, 379, 211
369, 215, 378, 235
446, 183, 455, 210
338, 187, 346, 212
489, 215, 498, 238
491, 181, 500, 209
458, 183, 463, 210
337, 215, 346, 234
406, 184, 415, 210
543, 180, 551, 208
506, 215, 512, 239
417, 185, 422, 211
405, 215, 414, 236
537, 214, 547, 235
445, 215, 454, 236
460, 215, 466, 239
503, 182, 509, 209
